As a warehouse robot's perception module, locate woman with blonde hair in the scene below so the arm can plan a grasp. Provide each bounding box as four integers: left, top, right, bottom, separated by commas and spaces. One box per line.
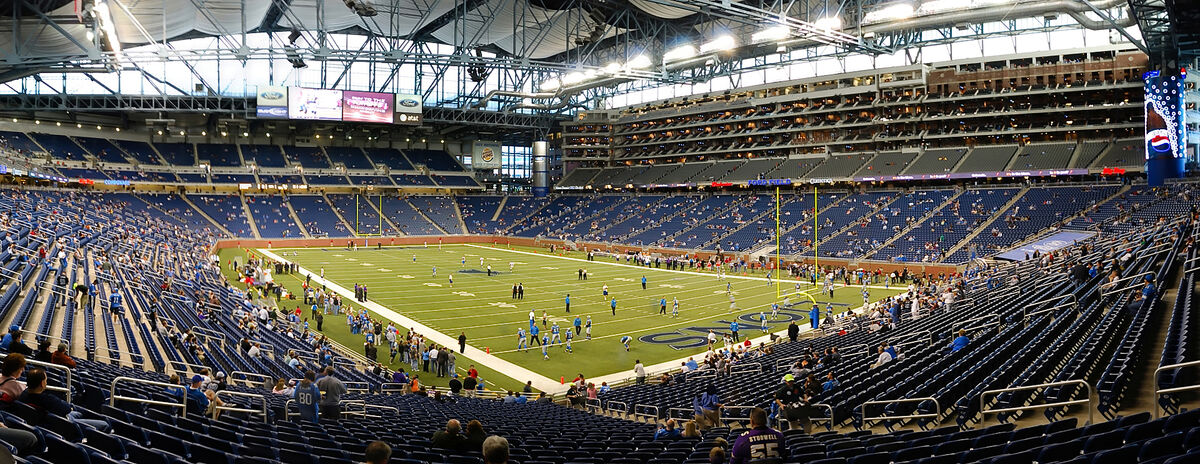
681, 420, 700, 438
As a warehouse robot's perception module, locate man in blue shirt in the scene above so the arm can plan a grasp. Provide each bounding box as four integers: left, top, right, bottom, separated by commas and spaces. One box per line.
659, 297, 667, 315
530, 324, 541, 346
293, 371, 321, 423
641, 275, 647, 290
185, 375, 210, 412
809, 305, 820, 330
573, 316, 582, 335
611, 297, 617, 316
730, 321, 740, 342
564, 294, 570, 313
950, 330, 969, 352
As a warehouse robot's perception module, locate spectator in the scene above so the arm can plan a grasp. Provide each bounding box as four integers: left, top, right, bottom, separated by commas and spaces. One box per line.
535, 392, 551, 403
822, 372, 839, 392
164, 374, 184, 398
729, 407, 787, 464
708, 447, 726, 464
50, 344, 75, 369
316, 367, 347, 421
483, 435, 510, 464
634, 360, 646, 384
464, 420, 486, 451
503, 391, 517, 404
871, 346, 893, 369
950, 329, 970, 352
19, 368, 112, 432
692, 384, 722, 430
364, 441, 391, 464
654, 419, 681, 440
462, 374, 477, 397
3, 329, 31, 357
32, 340, 51, 363
681, 420, 700, 438
787, 320, 799, 342
185, 375, 225, 419
448, 373, 463, 395
0, 354, 27, 403
775, 374, 810, 432
0, 326, 17, 351
294, 371, 320, 423
432, 419, 468, 451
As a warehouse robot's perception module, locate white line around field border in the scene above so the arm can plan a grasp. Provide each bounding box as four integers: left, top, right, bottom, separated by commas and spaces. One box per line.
256, 248, 568, 394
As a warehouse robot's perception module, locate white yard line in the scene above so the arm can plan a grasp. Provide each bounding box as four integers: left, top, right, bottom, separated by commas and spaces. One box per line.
257, 248, 567, 394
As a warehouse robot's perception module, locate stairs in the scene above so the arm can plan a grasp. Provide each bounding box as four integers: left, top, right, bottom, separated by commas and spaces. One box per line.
322, 193, 359, 237
239, 195, 263, 239
491, 196, 508, 222
369, 198, 404, 235
451, 197, 469, 234
284, 197, 313, 238
181, 195, 234, 237
1065, 142, 1085, 170
940, 186, 1030, 260
949, 146, 974, 173
862, 190, 965, 260
659, 196, 746, 247
585, 196, 667, 241
405, 197, 447, 235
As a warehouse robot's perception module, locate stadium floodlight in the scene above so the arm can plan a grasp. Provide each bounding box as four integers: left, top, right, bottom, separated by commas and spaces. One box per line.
626, 55, 652, 70
201, 131, 206, 136
97, 126, 102, 130
663, 45, 697, 63
814, 16, 842, 31
562, 72, 587, 85
91, 0, 122, 54
603, 62, 621, 75
864, 3, 915, 23
699, 35, 736, 54
539, 78, 561, 92
918, 0, 962, 15
77, 123, 82, 128
752, 26, 790, 44
56, 122, 61, 126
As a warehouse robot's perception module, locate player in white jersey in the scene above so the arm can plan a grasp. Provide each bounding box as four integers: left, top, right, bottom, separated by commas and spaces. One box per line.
480, 257, 485, 267
412, 254, 417, 263
585, 316, 592, 340
671, 297, 679, 318
620, 335, 632, 351
509, 262, 514, 273
461, 256, 466, 268
448, 274, 453, 287
760, 312, 769, 332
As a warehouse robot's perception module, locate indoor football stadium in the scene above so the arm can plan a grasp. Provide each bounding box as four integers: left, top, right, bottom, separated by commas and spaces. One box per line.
0, 1, 1197, 464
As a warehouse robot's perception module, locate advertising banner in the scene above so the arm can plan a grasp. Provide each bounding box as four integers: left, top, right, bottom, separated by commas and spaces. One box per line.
342, 91, 393, 123
289, 87, 344, 121
255, 85, 288, 118
994, 230, 1096, 261
471, 141, 502, 169
395, 93, 423, 125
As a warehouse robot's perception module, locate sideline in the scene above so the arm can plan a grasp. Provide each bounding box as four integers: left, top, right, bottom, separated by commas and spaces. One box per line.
256, 248, 567, 394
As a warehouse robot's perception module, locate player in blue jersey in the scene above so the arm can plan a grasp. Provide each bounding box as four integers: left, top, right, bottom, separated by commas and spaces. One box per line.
620, 335, 632, 351
550, 323, 561, 345
770, 303, 780, 320
517, 328, 527, 352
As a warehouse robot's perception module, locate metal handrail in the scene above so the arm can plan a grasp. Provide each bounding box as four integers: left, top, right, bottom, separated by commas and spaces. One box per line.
110, 376, 187, 415
214, 390, 269, 423
362, 404, 399, 417
607, 400, 629, 418
729, 363, 761, 375
169, 360, 214, 375
1153, 360, 1200, 418
229, 371, 273, 387
635, 404, 660, 420
1102, 282, 1147, 297
1023, 294, 1077, 310
380, 382, 408, 394
343, 381, 371, 394
667, 407, 692, 420
980, 379, 1095, 425
25, 359, 72, 402
811, 403, 835, 430
859, 397, 941, 427
1023, 301, 1080, 323
586, 398, 604, 413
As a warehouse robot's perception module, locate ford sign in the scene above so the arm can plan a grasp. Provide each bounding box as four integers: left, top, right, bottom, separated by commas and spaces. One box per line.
398, 98, 420, 108
260, 91, 284, 100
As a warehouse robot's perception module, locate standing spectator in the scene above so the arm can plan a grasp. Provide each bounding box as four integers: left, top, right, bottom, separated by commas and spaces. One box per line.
483, 436, 510, 464
634, 360, 646, 384
462, 375, 477, 397
316, 367, 347, 421
448, 374, 462, 396
692, 384, 722, 429
775, 374, 809, 432
729, 407, 787, 464
364, 441, 391, 464
459, 332, 467, 353
294, 371, 320, 423
787, 321, 799, 342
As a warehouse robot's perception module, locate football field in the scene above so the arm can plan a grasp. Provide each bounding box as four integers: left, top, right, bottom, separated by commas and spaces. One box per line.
242, 243, 905, 387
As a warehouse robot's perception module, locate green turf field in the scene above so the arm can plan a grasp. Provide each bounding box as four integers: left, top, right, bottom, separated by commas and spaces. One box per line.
235, 243, 905, 385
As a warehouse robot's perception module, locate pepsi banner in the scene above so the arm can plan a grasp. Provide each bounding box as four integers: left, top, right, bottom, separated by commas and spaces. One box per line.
1144, 69, 1187, 186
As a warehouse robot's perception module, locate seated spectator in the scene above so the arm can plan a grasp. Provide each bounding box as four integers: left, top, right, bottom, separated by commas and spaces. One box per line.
164, 374, 184, 398
2, 329, 31, 357
681, 420, 700, 438
730, 408, 787, 464
535, 392, 551, 403
50, 344, 75, 369
950, 329, 970, 352
32, 340, 51, 363
19, 368, 111, 432
464, 420, 486, 451
871, 346, 893, 369
364, 441, 391, 464
503, 391, 517, 404
0, 354, 27, 403
483, 435, 509, 464
432, 419, 468, 451
654, 419, 681, 440
708, 447, 726, 464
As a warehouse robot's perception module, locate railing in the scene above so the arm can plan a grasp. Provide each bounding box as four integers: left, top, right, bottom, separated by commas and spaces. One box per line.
26, 359, 72, 402
380, 382, 408, 394
1153, 360, 1200, 419
214, 390, 269, 423
667, 407, 693, 420
729, 363, 761, 376
980, 379, 1095, 425
229, 371, 273, 388
859, 397, 941, 427
811, 403, 835, 430
715, 404, 757, 427
110, 376, 187, 415
634, 404, 660, 421
1023, 294, 1077, 311
169, 360, 214, 375
1101, 282, 1147, 297
586, 398, 604, 413
340, 400, 368, 418
343, 381, 371, 394
607, 400, 629, 418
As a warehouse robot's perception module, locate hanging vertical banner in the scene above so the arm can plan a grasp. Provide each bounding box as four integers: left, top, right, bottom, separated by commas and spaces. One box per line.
1144, 68, 1188, 186
471, 141, 503, 169
255, 85, 288, 118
